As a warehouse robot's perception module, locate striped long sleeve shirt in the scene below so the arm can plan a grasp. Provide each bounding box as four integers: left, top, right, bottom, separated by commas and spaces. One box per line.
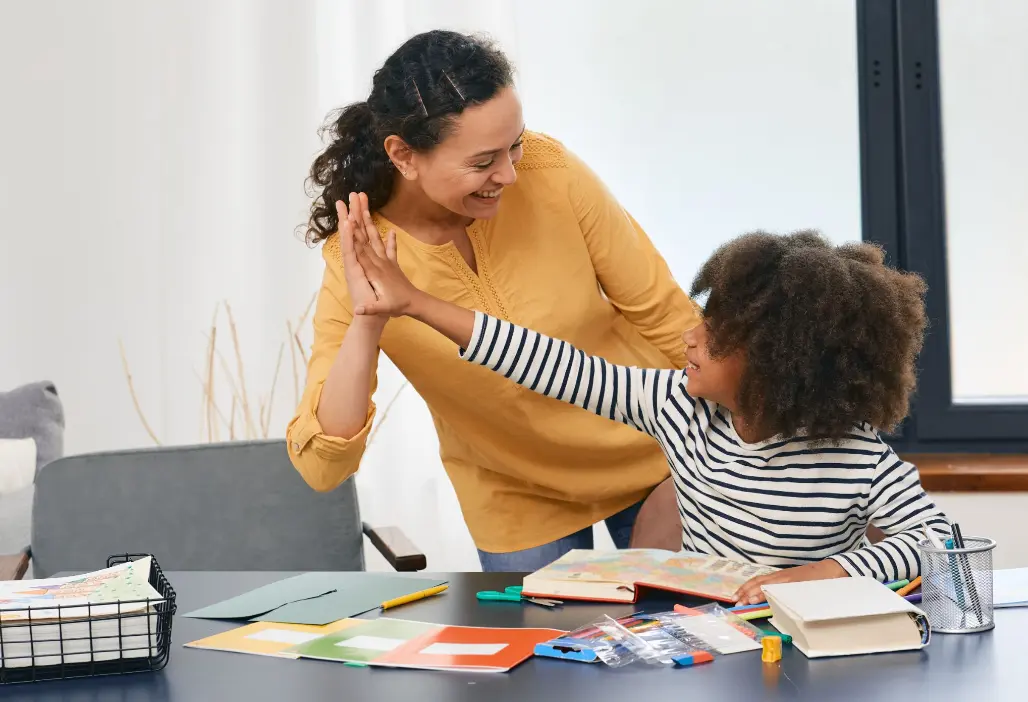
461, 312, 951, 581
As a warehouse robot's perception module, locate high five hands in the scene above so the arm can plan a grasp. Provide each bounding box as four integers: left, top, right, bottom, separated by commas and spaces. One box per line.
336, 194, 419, 319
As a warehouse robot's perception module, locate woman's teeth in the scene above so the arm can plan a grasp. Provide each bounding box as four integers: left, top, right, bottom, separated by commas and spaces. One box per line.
687, 362, 700, 371
473, 189, 501, 199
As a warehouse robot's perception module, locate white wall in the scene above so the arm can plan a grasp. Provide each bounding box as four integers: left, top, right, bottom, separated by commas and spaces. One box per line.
937, 0, 1028, 403
933, 494, 1028, 569
0, 1, 325, 454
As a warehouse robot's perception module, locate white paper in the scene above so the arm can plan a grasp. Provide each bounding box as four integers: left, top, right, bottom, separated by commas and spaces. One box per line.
246, 629, 322, 645
673, 616, 761, 654
994, 568, 1028, 607
420, 643, 508, 656
337, 635, 405, 652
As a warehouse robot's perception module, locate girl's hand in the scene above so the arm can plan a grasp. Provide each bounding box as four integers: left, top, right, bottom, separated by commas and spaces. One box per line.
350, 227, 419, 318
337, 193, 382, 320
733, 559, 848, 606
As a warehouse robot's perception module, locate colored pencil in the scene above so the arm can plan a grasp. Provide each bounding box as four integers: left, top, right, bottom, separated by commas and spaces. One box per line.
736, 608, 773, 621
896, 576, 921, 597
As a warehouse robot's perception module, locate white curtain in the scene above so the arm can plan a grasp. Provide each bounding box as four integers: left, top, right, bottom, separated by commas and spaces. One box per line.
1, 0, 861, 571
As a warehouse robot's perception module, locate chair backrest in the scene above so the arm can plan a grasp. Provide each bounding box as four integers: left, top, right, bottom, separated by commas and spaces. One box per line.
31, 440, 364, 577
628, 478, 681, 551
629, 477, 888, 551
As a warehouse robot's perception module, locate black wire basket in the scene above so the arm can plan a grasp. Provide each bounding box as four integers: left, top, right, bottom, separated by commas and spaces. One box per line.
0, 553, 176, 684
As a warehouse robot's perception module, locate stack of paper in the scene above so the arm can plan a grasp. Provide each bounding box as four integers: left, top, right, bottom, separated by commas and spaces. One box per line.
0, 557, 164, 669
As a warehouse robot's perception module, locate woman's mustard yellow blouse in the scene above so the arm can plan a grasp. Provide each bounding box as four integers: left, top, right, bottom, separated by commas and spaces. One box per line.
287, 132, 701, 553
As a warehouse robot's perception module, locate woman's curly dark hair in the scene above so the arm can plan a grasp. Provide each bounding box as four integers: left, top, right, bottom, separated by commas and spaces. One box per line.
303, 30, 514, 245
689, 230, 927, 442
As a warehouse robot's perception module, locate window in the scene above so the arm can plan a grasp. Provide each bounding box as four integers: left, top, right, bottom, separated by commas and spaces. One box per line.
859, 0, 1028, 450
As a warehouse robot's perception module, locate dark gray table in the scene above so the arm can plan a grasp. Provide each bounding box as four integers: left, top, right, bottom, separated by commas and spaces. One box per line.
3, 571, 1024, 701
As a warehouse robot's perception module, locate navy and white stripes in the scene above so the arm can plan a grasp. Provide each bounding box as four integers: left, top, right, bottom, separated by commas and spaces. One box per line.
461, 312, 950, 582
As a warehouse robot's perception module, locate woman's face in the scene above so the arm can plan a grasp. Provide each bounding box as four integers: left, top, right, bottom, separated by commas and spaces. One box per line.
411, 86, 525, 219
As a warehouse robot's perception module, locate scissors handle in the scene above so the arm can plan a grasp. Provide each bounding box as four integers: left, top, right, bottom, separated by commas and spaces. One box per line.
476, 591, 523, 602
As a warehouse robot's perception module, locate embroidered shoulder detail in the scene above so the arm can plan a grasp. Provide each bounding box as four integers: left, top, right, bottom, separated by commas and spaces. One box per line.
322, 233, 342, 264
516, 131, 568, 171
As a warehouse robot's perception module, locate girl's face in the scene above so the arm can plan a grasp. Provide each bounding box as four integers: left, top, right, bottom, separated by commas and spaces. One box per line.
407, 86, 525, 220
682, 320, 746, 410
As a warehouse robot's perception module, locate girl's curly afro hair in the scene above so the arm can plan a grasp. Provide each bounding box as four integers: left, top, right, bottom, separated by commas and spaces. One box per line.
690, 230, 927, 442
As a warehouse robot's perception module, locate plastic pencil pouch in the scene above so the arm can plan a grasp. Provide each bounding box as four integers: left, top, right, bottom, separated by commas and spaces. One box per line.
656, 604, 764, 654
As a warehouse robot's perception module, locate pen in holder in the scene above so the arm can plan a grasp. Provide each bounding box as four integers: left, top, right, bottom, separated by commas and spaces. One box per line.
918, 534, 996, 634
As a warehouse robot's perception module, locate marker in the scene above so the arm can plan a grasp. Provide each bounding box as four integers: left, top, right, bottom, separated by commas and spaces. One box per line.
736, 608, 773, 621
896, 576, 921, 597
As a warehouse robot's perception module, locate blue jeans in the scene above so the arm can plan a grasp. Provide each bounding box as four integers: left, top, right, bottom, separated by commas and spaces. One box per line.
477, 501, 642, 572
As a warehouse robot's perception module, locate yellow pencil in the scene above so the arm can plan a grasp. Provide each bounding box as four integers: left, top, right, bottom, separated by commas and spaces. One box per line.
380, 584, 449, 610
896, 576, 921, 597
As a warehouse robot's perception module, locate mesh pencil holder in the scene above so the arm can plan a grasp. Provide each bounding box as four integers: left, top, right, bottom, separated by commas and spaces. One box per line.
918, 537, 995, 634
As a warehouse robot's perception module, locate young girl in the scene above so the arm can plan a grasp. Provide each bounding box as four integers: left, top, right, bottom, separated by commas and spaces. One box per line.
349, 225, 951, 603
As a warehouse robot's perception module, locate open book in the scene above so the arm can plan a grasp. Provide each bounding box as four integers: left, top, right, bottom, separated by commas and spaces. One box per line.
763, 577, 930, 658
522, 549, 778, 603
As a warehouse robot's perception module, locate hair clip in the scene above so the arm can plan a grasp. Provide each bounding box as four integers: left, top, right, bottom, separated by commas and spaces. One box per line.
443, 72, 466, 103
410, 77, 429, 117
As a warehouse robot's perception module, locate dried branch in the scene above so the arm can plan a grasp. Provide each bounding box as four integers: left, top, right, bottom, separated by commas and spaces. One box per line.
263, 342, 284, 437
287, 320, 300, 409
293, 332, 308, 368
118, 339, 162, 445
193, 369, 233, 432
297, 290, 317, 329
223, 301, 256, 439
204, 311, 218, 442
366, 380, 409, 447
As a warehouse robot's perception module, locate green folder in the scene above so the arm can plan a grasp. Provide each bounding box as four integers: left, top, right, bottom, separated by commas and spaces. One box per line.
184, 573, 447, 626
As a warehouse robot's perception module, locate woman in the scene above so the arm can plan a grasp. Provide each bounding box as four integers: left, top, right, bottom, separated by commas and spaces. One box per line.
287, 29, 701, 571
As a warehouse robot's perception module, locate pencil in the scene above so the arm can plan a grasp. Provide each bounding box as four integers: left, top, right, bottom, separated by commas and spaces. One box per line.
380, 584, 449, 610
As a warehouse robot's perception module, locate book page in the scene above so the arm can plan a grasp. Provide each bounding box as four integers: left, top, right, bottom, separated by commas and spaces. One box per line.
0, 557, 162, 622
639, 554, 778, 600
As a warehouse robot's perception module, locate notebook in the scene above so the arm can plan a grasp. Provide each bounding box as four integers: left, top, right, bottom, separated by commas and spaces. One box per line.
0, 557, 163, 668
522, 549, 778, 603
186, 617, 562, 673
286, 618, 563, 673
762, 577, 931, 658
993, 567, 1028, 608
184, 620, 361, 658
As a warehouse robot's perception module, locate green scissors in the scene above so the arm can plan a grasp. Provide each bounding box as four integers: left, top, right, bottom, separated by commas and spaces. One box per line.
476, 585, 562, 608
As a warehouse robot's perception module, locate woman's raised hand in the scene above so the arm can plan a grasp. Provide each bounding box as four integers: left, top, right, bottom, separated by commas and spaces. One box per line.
350, 227, 419, 318
337, 193, 382, 316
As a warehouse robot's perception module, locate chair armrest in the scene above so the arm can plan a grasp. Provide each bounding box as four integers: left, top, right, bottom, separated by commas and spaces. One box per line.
0, 547, 31, 581
362, 523, 427, 572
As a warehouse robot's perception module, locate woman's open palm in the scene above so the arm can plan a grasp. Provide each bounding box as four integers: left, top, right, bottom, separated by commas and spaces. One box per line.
337, 193, 380, 313
347, 226, 418, 318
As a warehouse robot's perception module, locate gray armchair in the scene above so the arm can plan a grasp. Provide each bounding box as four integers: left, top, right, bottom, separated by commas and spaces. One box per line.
0, 440, 424, 580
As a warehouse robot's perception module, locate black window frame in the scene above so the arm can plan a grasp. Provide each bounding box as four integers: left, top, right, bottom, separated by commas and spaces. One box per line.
857, 0, 1028, 452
